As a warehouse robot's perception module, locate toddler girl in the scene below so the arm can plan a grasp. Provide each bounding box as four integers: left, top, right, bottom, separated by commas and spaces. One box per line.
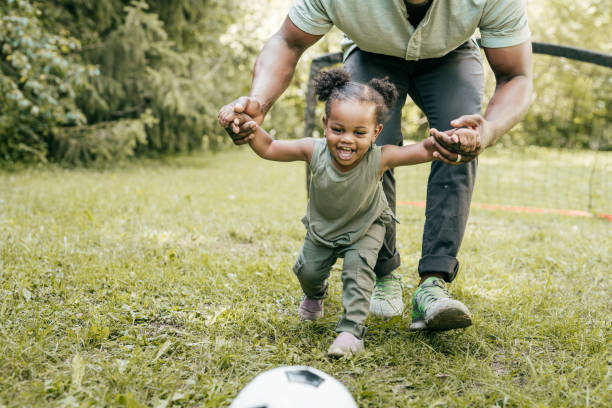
220, 69, 439, 356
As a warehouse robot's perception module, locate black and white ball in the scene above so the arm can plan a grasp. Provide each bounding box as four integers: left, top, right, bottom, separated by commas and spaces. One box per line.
229, 366, 357, 408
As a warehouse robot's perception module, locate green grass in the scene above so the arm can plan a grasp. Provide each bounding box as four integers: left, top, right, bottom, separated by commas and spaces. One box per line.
1, 147, 610, 407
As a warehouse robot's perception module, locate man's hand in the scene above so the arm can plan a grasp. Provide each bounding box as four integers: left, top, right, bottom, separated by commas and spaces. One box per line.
429, 114, 492, 165
218, 96, 266, 145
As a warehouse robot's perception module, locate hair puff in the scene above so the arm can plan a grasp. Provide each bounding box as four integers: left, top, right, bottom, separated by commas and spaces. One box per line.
314, 68, 351, 101
368, 77, 398, 110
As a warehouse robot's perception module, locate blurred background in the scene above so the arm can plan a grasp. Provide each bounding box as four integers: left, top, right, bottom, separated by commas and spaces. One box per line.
1, 0, 611, 216
1, 0, 610, 166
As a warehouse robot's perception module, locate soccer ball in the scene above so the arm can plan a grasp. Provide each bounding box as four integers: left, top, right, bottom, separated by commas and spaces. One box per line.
229, 366, 358, 408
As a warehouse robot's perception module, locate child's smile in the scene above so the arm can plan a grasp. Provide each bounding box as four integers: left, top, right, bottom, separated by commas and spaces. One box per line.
337, 145, 355, 161
323, 99, 382, 172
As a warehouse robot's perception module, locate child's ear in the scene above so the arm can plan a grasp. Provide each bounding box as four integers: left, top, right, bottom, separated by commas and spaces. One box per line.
322, 116, 328, 128
373, 124, 383, 141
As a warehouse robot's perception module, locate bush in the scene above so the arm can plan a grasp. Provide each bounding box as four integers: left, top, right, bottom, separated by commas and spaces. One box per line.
1, 0, 253, 165
0, 0, 93, 162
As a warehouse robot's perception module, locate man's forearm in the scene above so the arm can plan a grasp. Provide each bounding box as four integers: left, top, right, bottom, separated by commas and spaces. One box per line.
483, 74, 533, 146
249, 17, 321, 117
249, 34, 302, 114
482, 41, 533, 147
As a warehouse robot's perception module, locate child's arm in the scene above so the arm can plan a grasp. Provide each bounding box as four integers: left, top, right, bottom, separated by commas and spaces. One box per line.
219, 105, 314, 162
247, 121, 315, 163
380, 136, 438, 174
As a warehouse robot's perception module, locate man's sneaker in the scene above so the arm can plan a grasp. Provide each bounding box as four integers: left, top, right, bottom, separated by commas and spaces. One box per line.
410, 277, 472, 331
370, 272, 404, 318
327, 332, 364, 357
298, 296, 323, 320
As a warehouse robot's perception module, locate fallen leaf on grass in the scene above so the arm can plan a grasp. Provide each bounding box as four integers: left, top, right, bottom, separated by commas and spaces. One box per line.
71, 353, 85, 389
153, 340, 173, 362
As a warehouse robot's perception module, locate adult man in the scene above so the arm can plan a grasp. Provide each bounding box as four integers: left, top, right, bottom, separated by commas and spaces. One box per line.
218, 0, 532, 331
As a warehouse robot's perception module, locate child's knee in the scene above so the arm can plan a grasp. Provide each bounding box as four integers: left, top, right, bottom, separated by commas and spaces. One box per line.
301, 262, 326, 284
293, 256, 328, 290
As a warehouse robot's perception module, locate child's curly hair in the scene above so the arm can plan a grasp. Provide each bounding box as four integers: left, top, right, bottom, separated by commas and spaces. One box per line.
313, 68, 398, 124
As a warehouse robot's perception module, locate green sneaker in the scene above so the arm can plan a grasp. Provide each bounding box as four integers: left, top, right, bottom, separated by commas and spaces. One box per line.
369, 272, 404, 318
410, 277, 472, 331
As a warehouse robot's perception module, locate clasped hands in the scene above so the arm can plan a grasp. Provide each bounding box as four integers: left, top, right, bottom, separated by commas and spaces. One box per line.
218, 98, 490, 165
217, 96, 264, 143
429, 114, 491, 165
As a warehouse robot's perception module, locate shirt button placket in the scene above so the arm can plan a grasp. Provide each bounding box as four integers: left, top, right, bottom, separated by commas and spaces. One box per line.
406, 31, 421, 61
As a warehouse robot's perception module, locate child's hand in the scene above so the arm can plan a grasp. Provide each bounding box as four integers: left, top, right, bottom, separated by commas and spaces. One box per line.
218, 107, 257, 141
218, 97, 265, 144
242, 120, 258, 133
430, 125, 484, 165
427, 134, 459, 164
431, 128, 461, 152
423, 136, 440, 157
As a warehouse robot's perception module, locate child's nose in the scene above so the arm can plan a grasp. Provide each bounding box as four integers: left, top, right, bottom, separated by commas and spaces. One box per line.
340, 133, 354, 142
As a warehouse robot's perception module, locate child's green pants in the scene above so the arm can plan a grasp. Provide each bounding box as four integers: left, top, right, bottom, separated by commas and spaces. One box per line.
292, 221, 386, 339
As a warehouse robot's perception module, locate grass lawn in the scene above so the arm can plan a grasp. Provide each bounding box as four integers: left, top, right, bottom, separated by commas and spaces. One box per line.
1, 147, 610, 407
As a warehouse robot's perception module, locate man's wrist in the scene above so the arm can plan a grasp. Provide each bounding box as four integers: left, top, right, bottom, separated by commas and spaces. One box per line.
484, 119, 503, 148
248, 95, 270, 115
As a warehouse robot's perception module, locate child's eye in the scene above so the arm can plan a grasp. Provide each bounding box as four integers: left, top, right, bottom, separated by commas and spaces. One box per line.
332, 128, 343, 133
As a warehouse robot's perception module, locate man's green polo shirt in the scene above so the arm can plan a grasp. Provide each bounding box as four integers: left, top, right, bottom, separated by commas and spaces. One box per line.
288, 0, 530, 61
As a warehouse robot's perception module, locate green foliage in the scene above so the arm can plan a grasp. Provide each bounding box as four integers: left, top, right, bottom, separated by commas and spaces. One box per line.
0, 0, 92, 162
51, 109, 157, 165
516, 0, 612, 150
49, 0, 251, 163
1, 0, 253, 164
519, 61, 611, 150
74, 1, 205, 154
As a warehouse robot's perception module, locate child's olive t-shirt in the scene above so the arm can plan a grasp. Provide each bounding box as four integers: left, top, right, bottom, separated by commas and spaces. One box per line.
303, 138, 394, 247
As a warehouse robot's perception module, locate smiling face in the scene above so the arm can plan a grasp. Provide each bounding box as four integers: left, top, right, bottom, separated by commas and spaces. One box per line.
323, 99, 383, 172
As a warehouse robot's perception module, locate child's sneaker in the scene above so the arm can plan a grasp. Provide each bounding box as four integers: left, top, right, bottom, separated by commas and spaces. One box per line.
410, 276, 472, 331
298, 296, 323, 320
327, 332, 363, 357
327, 332, 364, 357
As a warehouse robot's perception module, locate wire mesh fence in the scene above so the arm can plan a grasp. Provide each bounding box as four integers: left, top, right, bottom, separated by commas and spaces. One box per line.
304, 42, 612, 219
